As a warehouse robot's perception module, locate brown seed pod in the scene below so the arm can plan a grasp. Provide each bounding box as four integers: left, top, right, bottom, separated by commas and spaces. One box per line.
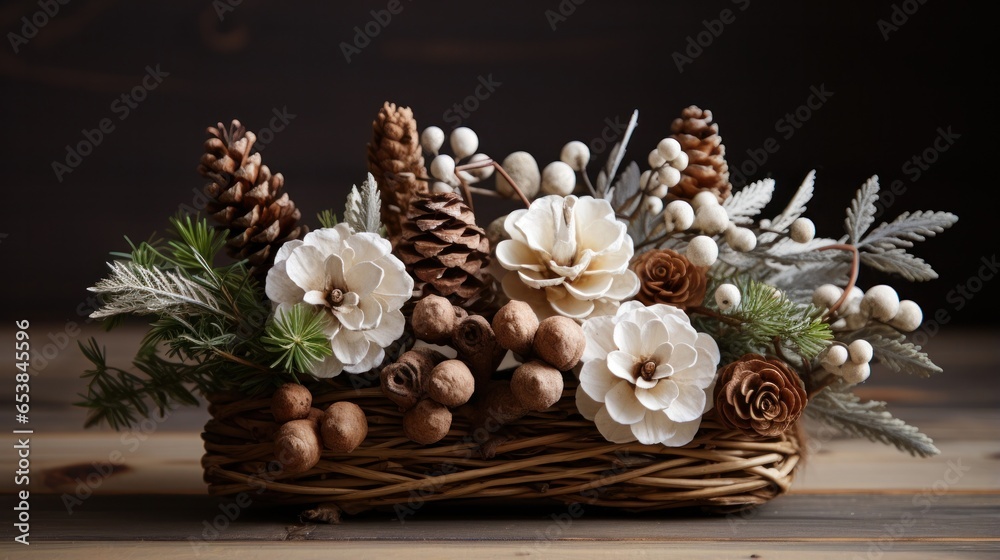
402, 398, 453, 445
426, 359, 476, 407
273, 419, 321, 475
271, 383, 313, 423
412, 294, 467, 344
452, 314, 505, 391
492, 300, 539, 356
321, 402, 368, 453
510, 360, 564, 411
532, 316, 586, 371
380, 348, 447, 410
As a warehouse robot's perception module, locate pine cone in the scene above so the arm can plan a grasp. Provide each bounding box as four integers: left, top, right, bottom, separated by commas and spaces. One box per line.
397, 193, 496, 310
367, 102, 428, 244
714, 354, 807, 437
197, 120, 306, 277
669, 106, 732, 204
631, 248, 708, 310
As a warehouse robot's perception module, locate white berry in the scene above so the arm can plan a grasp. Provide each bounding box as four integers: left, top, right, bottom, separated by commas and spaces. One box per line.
648, 183, 669, 198
431, 181, 454, 194
466, 153, 494, 181
890, 300, 923, 332
496, 151, 541, 199
725, 226, 757, 252
812, 284, 844, 309
656, 138, 682, 161
840, 362, 871, 384
789, 217, 816, 243
430, 154, 456, 181
420, 126, 445, 155
848, 339, 874, 365
665, 200, 695, 231
560, 141, 590, 171
670, 151, 689, 171
658, 165, 681, 188
642, 195, 664, 215
686, 236, 718, 267
691, 190, 719, 210
715, 283, 741, 311
648, 149, 666, 170
694, 205, 730, 235
540, 161, 576, 196
823, 345, 849, 367
449, 127, 479, 160
861, 285, 900, 322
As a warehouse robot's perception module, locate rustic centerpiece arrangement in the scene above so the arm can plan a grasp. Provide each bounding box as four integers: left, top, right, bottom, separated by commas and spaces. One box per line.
78, 103, 956, 521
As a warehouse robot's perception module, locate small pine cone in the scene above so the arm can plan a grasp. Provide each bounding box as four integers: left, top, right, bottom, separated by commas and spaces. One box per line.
714, 354, 807, 437
669, 106, 732, 204
397, 193, 495, 309
367, 102, 429, 244
198, 120, 306, 278
631, 248, 708, 311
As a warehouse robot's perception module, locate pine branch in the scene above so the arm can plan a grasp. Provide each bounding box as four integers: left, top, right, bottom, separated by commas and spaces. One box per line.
723, 178, 775, 225
88, 261, 222, 319
769, 170, 815, 232
860, 248, 938, 281
261, 304, 333, 374
845, 325, 942, 377
345, 172, 384, 234
317, 209, 339, 229
859, 210, 958, 249
844, 175, 880, 244
807, 387, 939, 457
595, 109, 639, 196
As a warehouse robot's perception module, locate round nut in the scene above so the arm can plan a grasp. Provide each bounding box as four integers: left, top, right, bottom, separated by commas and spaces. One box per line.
273, 419, 321, 475
412, 295, 463, 344
321, 402, 368, 453
271, 383, 313, 423
427, 360, 476, 407
532, 316, 586, 371
402, 399, 453, 445
511, 360, 564, 411
492, 300, 539, 356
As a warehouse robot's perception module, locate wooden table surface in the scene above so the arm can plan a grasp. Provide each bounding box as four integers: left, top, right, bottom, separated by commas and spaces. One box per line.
2, 323, 998, 559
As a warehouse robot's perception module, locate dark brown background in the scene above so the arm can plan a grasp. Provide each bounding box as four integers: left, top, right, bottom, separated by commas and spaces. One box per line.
1, 0, 994, 325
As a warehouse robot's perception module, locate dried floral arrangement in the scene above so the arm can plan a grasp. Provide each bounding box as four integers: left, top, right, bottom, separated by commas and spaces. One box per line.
78, 102, 957, 518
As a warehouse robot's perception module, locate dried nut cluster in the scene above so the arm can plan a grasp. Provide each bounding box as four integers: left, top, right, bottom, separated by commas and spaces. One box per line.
380, 348, 475, 445
819, 340, 874, 384
813, 284, 923, 332
270, 383, 369, 474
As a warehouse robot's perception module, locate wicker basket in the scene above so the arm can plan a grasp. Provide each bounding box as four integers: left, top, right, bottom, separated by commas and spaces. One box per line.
201, 378, 802, 519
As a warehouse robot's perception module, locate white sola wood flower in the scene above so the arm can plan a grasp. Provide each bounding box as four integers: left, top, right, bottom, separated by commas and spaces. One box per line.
576, 301, 721, 446
265, 224, 413, 377
496, 195, 639, 319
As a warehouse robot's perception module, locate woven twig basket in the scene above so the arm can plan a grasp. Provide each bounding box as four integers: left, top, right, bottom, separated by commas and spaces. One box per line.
202, 378, 802, 518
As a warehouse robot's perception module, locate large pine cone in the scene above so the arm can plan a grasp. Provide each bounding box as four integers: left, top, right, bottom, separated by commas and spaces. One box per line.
198, 120, 306, 278
367, 102, 429, 244
714, 354, 807, 437
397, 193, 496, 310
669, 106, 732, 204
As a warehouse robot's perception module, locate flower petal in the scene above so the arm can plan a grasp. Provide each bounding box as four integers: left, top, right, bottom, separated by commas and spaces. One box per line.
310, 354, 344, 378
606, 350, 637, 382
668, 343, 699, 372
575, 387, 602, 420
372, 255, 414, 309
581, 314, 617, 361
613, 320, 643, 357
273, 239, 303, 266
366, 309, 405, 347
594, 405, 638, 443
604, 379, 646, 424
635, 379, 680, 410
357, 295, 383, 330
346, 261, 384, 298
330, 329, 370, 366
547, 289, 595, 319
335, 304, 365, 331
347, 231, 392, 262
325, 254, 347, 291
604, 270, 641, 303
659, 417, 702, 447
265, 260, 305, 305
665, 384, 708, 423
518, 269, 565, 289
343, 341, 384, 374
695, 332, 721, 366
496, 240, 544, 272
285, 245, 329, 292
641, 321, 670, 357
503, 209, 530, 243
577, 218, 626, 254
579, 360, 617, 402
564, 272, 614, 300
302, 227, 346, 257
302, 290, 328, 307
630, 410, 677, 445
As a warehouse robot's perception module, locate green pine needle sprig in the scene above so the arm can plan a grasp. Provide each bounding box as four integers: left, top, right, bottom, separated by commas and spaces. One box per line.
261, 303, 332, 375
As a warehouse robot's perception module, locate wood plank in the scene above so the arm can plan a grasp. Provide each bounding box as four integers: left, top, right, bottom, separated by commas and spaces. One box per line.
22, 494, 1000, 542
5, 540, 1000, 559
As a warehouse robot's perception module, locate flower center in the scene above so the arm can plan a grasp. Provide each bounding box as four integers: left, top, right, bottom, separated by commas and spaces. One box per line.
635, 360, 657, 382
327, 288, 345, 307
